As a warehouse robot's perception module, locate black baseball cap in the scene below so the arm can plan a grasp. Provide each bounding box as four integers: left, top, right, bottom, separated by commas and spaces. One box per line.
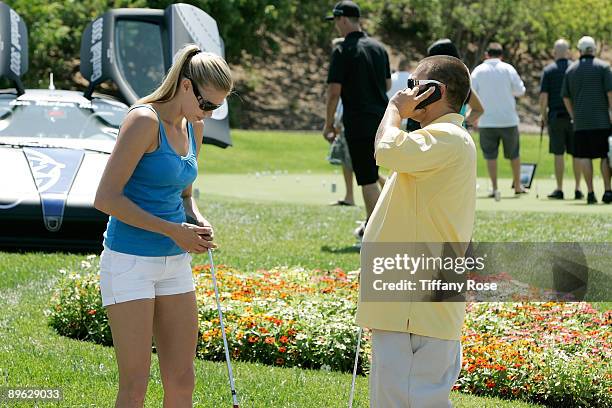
325, 1, 361, 20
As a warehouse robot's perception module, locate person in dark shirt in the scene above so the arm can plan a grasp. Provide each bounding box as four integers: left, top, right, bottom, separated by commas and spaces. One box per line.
562, 36, 612, 204
323, 0, 391, 239
540, 39, 583, 200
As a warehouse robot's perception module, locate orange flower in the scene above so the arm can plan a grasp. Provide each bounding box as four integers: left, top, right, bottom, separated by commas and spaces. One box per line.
279, 336, 289, 344
248, 336, 259, 343
265, 337, 275, 345
486, 379, 496, 389
87, 309, 96, 315
279, 346, 287, 353
287, 329, 297, 336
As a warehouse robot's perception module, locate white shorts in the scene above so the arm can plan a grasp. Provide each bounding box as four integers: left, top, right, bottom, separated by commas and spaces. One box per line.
99, 246, 195, 307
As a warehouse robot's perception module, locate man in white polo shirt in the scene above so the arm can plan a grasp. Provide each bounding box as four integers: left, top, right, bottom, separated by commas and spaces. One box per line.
471, 42, 526, 200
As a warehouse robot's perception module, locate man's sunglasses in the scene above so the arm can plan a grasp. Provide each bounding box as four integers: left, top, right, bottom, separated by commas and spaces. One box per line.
187, 78, 223, 112
406, 79, 444, 89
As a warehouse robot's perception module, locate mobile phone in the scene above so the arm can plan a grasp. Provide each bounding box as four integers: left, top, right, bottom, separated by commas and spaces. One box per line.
407, 79, 443, 109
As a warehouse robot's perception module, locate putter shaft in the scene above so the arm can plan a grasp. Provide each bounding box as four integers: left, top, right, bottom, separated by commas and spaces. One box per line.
348, 327, 363, 408
208, 249, 240, 408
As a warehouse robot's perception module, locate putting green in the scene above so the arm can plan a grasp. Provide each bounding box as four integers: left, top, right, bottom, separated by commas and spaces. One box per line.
195, 173, 612, 214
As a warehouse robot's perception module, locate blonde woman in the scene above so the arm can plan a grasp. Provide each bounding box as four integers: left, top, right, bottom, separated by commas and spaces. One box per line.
94, 44, 233, 407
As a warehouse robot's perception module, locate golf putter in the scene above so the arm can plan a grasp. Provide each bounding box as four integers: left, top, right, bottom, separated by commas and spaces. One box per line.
536, 122, 544, 198
208, 249, 240, 408
348, 327, 363, 408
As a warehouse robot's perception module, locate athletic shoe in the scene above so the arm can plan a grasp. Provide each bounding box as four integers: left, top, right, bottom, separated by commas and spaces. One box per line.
487, 190, 501, 201
574, 190, 584, 200
547, 190, 564, 199
353, 221, 365, 241
587, 192, 597, 205
602, 190, 612, 204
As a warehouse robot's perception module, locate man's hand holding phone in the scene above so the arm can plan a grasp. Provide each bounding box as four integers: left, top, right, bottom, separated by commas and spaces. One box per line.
389, 85, 435, 119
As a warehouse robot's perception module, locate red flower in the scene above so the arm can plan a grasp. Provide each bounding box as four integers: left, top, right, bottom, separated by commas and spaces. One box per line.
87, 309, 96, 315
279, 346, 287, 353
486, 379, 496, 389
279, 336, 289, 344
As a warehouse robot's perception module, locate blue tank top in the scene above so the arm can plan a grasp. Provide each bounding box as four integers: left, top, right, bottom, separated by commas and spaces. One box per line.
103, 104, 198, 256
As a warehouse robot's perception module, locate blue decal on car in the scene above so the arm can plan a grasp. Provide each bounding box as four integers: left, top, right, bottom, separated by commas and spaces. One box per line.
23, 148, 85, 232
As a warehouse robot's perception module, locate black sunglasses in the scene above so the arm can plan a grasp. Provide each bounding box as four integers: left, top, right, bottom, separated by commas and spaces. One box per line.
406, 79, 444, 88
187, 78, 222, 112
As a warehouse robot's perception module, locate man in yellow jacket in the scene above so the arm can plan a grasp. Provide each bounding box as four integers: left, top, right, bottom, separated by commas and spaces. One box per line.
357, 55, 476, 407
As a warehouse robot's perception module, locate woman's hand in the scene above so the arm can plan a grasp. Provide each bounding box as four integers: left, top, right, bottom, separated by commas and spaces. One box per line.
168, 222, 216, 254
194, 217, 214, 242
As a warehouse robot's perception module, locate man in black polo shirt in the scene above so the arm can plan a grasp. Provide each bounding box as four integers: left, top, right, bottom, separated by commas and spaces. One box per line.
562, 36, 612, 204
323, 0, 391, 238
539, 38, 583, 200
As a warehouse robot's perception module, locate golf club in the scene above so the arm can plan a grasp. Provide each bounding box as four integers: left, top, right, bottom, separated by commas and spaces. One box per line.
348, 326, 363, 408
536, 122, 544, 198
207, 248, 240, 408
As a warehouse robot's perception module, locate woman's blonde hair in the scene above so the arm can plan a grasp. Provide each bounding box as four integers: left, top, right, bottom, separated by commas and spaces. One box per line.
137, 43, 233, 105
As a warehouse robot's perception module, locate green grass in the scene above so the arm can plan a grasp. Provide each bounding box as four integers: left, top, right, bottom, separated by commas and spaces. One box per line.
194, 174, 612, 213
200, 130, 333, 174
201, 129, 581, 180
1, 130, 609, 407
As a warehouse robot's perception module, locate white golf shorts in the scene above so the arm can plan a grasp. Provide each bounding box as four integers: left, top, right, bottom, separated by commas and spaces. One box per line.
99, 246, 196, 307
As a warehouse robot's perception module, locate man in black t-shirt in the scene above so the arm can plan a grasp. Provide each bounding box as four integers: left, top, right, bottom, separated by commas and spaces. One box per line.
562, 36, 612, 204
539, 39, 583, 200
323, 1, 391, 237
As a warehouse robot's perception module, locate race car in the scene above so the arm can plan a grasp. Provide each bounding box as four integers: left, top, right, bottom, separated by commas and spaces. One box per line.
0, 2, 229, 250
0, 89, 127, 250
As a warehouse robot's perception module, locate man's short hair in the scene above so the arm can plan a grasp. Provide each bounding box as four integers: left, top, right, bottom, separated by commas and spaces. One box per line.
413, 56, 471, 112
553, 38, 569, 54
486, 42, 503, 57
347, 16, 359, 24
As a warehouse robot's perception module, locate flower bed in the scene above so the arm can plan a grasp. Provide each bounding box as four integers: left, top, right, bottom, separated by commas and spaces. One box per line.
193, 264, 367, 372
458, 302, 611, 407
48, 259, 611, 406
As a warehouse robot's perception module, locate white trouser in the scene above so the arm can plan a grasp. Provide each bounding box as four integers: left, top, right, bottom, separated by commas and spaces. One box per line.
370, 330, 462, 408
